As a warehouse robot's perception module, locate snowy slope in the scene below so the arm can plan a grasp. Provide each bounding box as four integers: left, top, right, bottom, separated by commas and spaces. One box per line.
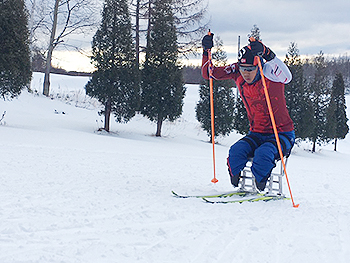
0, 72, 349, 263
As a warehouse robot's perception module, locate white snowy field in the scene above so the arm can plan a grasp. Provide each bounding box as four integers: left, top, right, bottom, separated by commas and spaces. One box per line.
1, 72, 350, 263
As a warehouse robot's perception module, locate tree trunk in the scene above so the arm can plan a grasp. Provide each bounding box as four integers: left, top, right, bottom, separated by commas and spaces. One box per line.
334, 138, 338, 151
156, 117, 163, 137
104, 99, 111, 132
210, 134, 215, 144
135, 0, 141, 110
312, 139, 316, 152
135, 0, 140, 70
146, 0, 152, 42
43, 0, 60, 96
28, 0, 36, 63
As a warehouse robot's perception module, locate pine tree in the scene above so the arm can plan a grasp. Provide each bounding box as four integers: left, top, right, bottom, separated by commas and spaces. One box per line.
85, 0, 137, 132
233, 96, 249, 135
248, 24, 261, 41
309, 51, 330, 152
0, 0, 31, 99
284, 42, 314, 140
141, 0, 185, 137
196, 37, 236, 142
326, 73, 349, 151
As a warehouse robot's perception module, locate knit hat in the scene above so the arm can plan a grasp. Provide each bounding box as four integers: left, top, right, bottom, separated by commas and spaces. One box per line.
238, 46, 254, 65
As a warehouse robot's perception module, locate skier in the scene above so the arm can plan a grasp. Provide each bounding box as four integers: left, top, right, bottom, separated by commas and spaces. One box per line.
201, 33, 295, 191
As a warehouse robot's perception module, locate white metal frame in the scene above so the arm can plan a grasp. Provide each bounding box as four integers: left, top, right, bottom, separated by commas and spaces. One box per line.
239, 157, 288, 196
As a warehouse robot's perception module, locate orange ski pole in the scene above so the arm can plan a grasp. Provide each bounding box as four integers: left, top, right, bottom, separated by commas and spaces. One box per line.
208, 30, 218, 183
250, 37, 299, 207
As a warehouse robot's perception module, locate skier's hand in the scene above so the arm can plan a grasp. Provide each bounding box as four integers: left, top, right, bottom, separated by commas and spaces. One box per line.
249, 39, 275, 61
202, 33, 214, 51
249, 39, 265, 56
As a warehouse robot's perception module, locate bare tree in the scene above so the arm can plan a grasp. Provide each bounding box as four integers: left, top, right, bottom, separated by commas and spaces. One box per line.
26, 0, 98, 96
26, 0, 46, 46
28, 0, 36, 50
43, 0, 60, 96
172, 0, 209, 55
129, 0, 209, 64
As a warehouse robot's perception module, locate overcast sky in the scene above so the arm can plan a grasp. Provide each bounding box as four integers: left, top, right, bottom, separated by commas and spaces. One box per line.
206, 0, 350, 60
52, 0, 350, 71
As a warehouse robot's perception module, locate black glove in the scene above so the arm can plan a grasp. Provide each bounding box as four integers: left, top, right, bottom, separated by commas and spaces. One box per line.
249, 39, 275, 61
202, 33, 214, 56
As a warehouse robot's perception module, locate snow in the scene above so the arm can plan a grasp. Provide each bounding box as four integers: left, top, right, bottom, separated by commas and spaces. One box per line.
1, 72, 350, 262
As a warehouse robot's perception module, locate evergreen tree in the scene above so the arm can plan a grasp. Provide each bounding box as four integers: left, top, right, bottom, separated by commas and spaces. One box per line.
248, 24, 261, 41
141, 0, 185, 137
309, 51, 330, 152
85, 0, 137, 132
284, 42, 314, 140
326, 73, 349, 151
233, 96, 249, 135
0, 0, 31, 99
196, 37, 236, 142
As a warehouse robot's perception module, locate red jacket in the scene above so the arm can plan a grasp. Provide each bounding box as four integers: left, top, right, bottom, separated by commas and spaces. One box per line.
202, 55, 294, 133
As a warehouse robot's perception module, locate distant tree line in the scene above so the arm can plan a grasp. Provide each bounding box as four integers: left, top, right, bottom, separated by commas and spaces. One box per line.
30, 50, 350, 95
183, 56, 350, 92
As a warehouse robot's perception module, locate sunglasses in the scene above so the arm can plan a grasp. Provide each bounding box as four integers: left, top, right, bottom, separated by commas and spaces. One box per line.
239, 65, 257, 72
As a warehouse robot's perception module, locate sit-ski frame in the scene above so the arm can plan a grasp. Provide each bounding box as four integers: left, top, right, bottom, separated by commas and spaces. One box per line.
238, 157, 289, 197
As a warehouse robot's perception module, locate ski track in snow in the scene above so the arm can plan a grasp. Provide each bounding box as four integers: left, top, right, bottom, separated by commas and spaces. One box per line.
0, 72, 349, 262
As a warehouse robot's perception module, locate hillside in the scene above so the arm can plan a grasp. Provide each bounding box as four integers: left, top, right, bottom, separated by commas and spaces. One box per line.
0, 72, 349, 263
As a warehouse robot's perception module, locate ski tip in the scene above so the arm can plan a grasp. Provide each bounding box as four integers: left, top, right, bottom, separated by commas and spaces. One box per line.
293, 203, 300, 208
202, 198, 214, 203
171, 191, 190, 198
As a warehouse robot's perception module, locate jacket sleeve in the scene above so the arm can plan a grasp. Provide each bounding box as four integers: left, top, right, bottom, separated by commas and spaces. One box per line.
201, 54, 237, 80
263, 56, 292, 84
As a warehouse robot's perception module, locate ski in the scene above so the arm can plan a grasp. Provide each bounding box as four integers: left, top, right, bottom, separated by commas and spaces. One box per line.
171, 190, 261, 199
203, 195, 290, 204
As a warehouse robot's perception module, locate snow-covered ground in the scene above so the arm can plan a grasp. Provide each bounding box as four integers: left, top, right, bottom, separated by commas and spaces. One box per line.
1, 72, 349, 263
